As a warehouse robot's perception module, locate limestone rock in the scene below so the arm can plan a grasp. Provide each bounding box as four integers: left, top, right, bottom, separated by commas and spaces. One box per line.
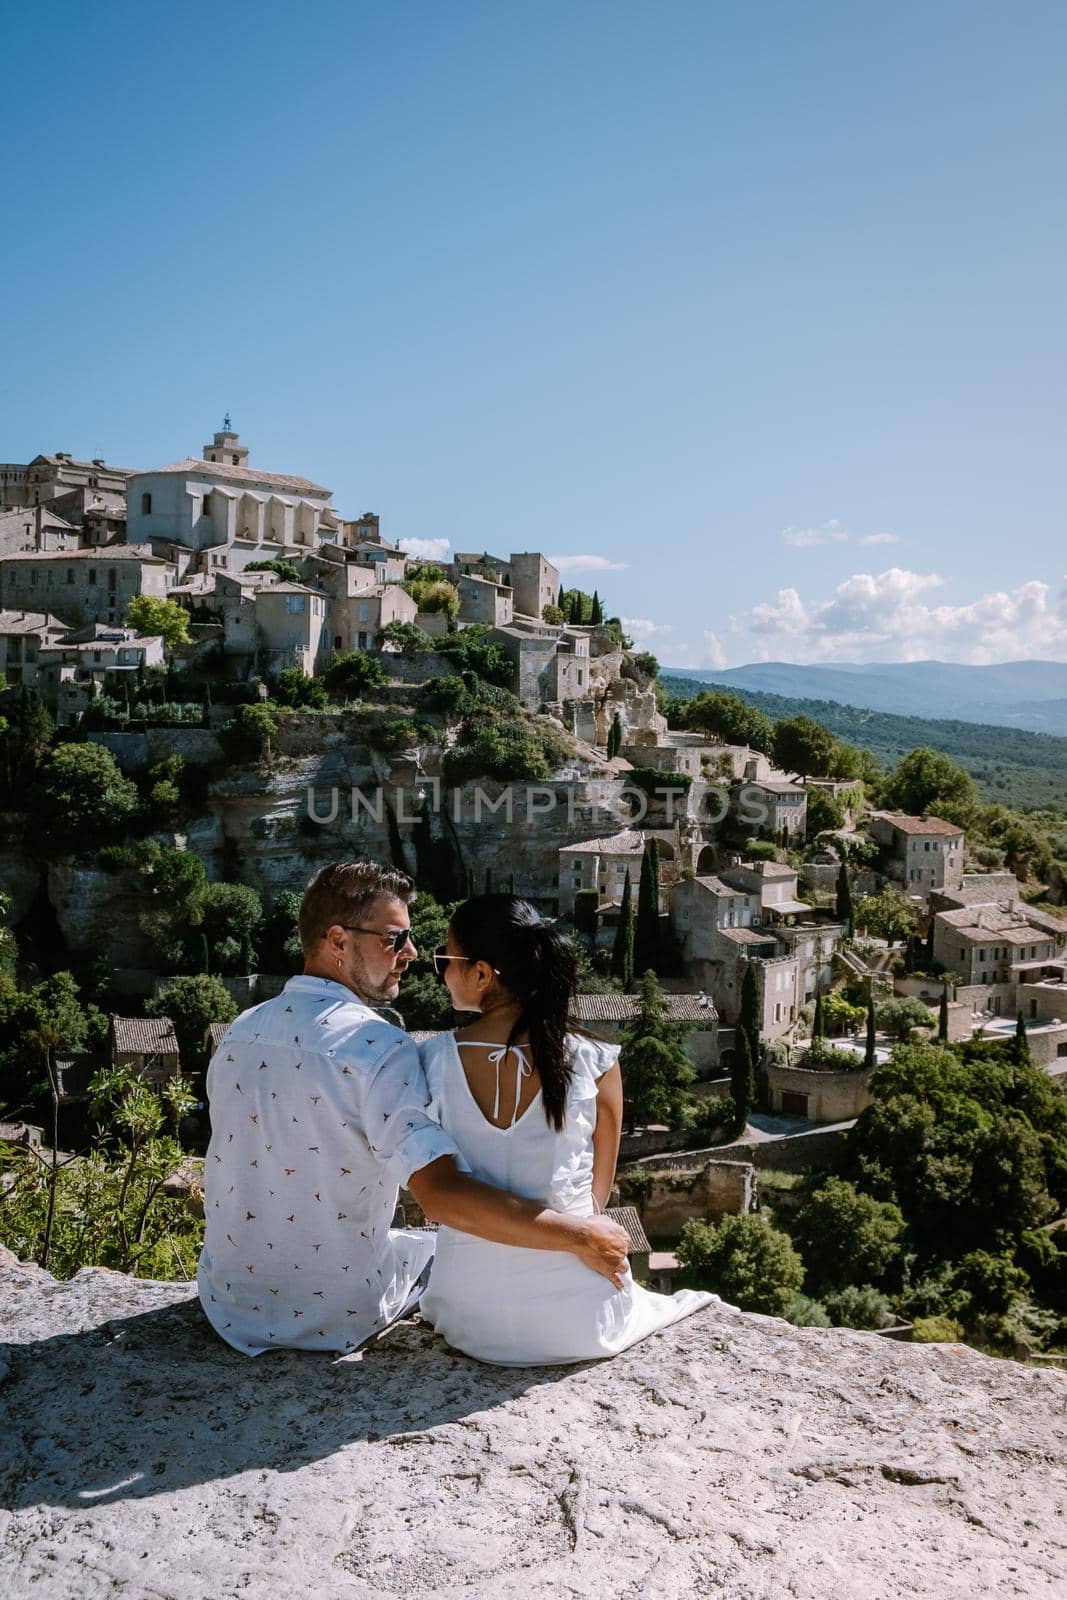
1, 1261, 1064, 1598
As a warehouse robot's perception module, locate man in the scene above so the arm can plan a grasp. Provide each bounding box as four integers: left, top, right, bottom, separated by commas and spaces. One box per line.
198, 859, 629, 1355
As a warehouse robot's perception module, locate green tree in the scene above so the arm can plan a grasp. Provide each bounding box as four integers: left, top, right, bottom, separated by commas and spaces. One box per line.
633, 839, 660, 977
875, 996, 935, 1041
772, 715, 837, 777
938, 985, 949, 1043
854, 887, 917, 946
146, 974, 237, 1074
729, 1025, 754, 1132
224, 703, 278, 759
33, 743, 139, 836
793, 1176, 905, 1293
1015, 1011, 1028, 1061
125, 595, 192, 648
864, 992, 877, 1069
199, 882, 264, 974
246, 558, 303, 583
323, 649, 388, 699
812, 991, 825, 1046
836, 861, 854, 936
590, 589, 604, 625
611, 868, 635, 986
806, 786, 846, 835
260, 890, 304, 974
739, 961, 761, 1069
272, 667, 328, 709
884, 747, 978, 830
679, 691, 774, 753
541, 602, 564, 625
619, 970, 694, 1130
676, 1213, 805, 1315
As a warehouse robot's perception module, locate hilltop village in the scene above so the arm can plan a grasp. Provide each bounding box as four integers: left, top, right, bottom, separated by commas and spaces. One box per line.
2, 428, 1065, 1069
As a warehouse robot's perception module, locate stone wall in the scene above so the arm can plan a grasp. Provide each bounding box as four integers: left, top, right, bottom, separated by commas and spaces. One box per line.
765, 1061, 875, 1121
624, 1158, 757, 1236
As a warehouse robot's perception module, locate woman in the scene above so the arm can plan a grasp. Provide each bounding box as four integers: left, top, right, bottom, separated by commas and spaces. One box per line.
417, 894, 718, 1365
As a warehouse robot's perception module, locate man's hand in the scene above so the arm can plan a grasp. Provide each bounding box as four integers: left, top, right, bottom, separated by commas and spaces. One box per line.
571, 1213, 630, 1287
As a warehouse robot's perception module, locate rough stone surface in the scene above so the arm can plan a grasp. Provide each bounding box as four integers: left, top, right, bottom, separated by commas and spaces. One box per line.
1, 1262, 1064, 1599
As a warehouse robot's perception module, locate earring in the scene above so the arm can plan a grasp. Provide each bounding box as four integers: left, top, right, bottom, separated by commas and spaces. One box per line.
335, 956, 343, 970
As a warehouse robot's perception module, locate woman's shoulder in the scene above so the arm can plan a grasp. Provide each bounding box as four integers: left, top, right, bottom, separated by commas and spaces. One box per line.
565, 1030, 621, 1084
414, 1029, 456, 1073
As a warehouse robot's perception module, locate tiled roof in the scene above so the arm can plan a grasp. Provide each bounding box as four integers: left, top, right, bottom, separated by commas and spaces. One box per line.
606, 1206, 651, 1255
0, 545, 165, 563
559, 829, 647, 856
691, 876, 747, 897
750, 779, 805, 795
872, 811, 963, 837
571, 993, 717, 1023
725, 862, 796, 880
136, 458, 331, 496
207, 1021, 230, 1054
719, 927, 780, 947
936, 905, 1058, 942
30, 454, 136, 475
111, 1016, 179, 1055
0, 608, 67, 635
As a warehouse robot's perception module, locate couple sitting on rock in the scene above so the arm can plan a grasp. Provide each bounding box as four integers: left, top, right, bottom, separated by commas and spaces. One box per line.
198, 859, 717, 1365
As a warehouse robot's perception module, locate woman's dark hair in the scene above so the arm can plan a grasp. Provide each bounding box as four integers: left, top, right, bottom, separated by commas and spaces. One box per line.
448, 895, 577, 1131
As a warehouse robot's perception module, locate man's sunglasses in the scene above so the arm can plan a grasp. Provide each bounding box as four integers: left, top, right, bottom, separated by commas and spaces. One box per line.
342, 924, 414, 954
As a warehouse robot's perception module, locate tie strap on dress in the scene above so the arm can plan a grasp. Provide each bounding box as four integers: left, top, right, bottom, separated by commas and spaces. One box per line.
457, 1041, 534, 1127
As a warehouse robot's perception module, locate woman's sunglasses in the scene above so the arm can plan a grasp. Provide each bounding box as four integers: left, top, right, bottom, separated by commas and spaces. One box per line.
431, 946, 500, 977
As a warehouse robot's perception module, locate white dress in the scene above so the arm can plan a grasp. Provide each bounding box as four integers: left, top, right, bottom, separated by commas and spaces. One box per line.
417, 1030, 718, 1365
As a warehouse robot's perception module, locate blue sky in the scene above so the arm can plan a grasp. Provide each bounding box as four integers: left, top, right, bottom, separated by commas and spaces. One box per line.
3, 1, 1065, 668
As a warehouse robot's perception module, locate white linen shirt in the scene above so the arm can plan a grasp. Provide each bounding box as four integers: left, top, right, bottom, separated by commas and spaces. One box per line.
197, 974, 458, 1356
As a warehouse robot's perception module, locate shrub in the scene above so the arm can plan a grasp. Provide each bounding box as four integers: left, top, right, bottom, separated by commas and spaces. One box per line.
782, 1293, 832, 1327
272, 667, 328, 709
627, 766, 693, 797
33, 743, 139, 837
676, 1213, 805, 1315
146, 974, 237, 1071
125, 595, 192, 648
821, 1284, 897, 1329
911, 1314, 965, 1343
246, 558, 302, 583
223, 702, 278, 758
323, 650, 388, 699
793, 1177, 905, 1293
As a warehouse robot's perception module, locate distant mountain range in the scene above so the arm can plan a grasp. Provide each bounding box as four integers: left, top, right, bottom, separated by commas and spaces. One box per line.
662, 660, 1067, 737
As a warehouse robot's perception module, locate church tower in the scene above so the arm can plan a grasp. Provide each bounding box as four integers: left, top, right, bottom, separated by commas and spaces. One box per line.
203, 414, 249, 468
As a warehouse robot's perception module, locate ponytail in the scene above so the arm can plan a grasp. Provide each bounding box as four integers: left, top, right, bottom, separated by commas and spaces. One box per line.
448, 896, 577, 1131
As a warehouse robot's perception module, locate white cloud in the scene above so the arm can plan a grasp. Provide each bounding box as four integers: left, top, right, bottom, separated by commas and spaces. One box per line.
702, 631, 728, 670
399, 536, 450, 561
782, 519, 849, 548
621, 616, 673, 640
859, 532, 899, 546
549, 553, 629, 573
731, 568, 1067, 664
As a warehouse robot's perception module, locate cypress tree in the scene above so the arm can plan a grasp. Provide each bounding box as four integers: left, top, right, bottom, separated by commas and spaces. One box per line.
730, 1026, 754, 1134
835, 861, 854, 937
739, 961, 761, 1073
634, 839, 660, 977
590, 589, 604, 625
612, 867, 635, 985
938, 983, 949, 1043
619, 970, 694, 1131
1016, 1011, 1028, 1061
198, 932, 210, 974
607, 711, 623, 760
864, 991, 877, 1068
240, 933, 254, 974
812, 991, 825, 1048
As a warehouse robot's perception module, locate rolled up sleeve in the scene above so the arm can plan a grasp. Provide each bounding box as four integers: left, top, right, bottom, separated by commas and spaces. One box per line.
359, 1038, 459, 1189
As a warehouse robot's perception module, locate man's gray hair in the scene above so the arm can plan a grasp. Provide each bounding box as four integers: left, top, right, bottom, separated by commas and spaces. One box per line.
298, 859, 416, 954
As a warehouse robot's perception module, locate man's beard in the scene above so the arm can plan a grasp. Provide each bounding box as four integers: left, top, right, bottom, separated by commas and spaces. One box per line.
347, 946, 402, 1004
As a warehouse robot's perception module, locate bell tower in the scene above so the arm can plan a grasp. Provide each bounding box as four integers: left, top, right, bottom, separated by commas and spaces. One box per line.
203, 414, 249, 468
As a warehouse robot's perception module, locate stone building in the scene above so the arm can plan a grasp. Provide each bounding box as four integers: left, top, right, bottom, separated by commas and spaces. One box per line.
0, 546, 171, 630
508, 552, 560, 619
765, 1058, 875, 1122
868, 811, 965, 903
0, 452, 134, 513
0, 608, 67, 689
456, 572, 513, 627
253, 583, 332, 677
339, 583, 418, 652
736, 777, 807, 839
0, 505, 82, 555
932, 901, 1067, 1001
671, 872, 801, 1038
36, 624, 166, 720
558, 829, 679, 917
126, 429, 341, 558
570, 991, 719, 1074
110, 1015, 181, 1086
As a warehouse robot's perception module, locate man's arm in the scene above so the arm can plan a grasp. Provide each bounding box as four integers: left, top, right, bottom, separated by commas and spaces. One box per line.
408, 1157, 630, 1287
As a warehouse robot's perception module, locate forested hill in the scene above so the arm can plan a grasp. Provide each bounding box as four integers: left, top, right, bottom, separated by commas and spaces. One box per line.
661, 674, 1067, 812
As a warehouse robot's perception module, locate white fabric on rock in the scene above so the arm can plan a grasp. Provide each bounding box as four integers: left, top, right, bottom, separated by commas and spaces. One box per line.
417, 1030, 719, 1365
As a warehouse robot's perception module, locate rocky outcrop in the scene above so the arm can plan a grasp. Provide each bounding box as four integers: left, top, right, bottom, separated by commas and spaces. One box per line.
0, 1257, 1064, 1598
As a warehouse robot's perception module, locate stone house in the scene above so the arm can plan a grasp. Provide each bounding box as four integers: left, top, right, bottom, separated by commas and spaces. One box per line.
0, 505, 82, 555
765, 1058, 875, 1122
110, 1015, 181, 1086
341, 542, 407, 583
670, 874, 801, 1038
0, 451, 134, 514
0, 546, 172, 631
558, 829, 679, 917
0, 608, 68, 689
127, 430, 342, 556
36, 624, 166, 715
932, 902, 1067, 995
253, 583, 332, 677
570, 991, 719, 1075
735, 777, 807, 839
457, 572, 514, 628
508, 552, 560, 620
341, 583, 418, 652
868, 811, 965, 902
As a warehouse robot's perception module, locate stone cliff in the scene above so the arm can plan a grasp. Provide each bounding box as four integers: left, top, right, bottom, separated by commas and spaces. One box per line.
1, 1255, 1064, 1598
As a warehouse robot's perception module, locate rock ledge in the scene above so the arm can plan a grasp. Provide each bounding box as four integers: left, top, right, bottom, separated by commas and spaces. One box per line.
0, 1261, 1064, 1599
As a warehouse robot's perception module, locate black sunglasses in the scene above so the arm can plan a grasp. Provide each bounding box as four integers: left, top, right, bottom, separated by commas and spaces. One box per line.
342, 924, 413, 954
